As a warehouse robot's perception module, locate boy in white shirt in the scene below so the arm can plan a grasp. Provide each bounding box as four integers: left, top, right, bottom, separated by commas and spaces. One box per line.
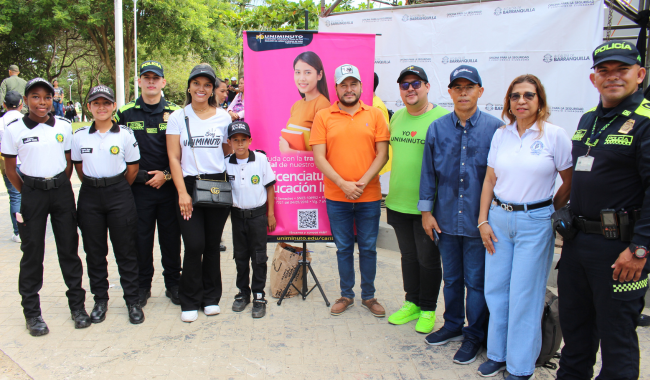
225, 121, 276, 318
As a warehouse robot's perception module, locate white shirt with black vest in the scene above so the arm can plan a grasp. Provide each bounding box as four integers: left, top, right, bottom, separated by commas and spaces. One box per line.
0, 115, 72, 178
72, 122, 140, 178
225, 150, 276, 210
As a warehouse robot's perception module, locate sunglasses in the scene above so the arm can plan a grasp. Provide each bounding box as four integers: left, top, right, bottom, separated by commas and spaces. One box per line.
509, 92, 537, 101
399, 80, 424, 91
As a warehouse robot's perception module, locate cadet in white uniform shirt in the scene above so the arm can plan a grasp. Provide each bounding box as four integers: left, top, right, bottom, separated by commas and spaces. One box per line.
1, 90, 25, 242
225, 121, 276, 319
1, 78, 90, 336
72, 85, 144, 325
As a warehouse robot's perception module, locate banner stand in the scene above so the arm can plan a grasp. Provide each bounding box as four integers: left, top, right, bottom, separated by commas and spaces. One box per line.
277, 242, 331, 307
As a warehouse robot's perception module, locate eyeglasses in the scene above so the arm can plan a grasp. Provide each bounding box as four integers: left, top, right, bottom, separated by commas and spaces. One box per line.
399, 81, 423, 91
509, 92, 537, 101
451, 85, 477, 93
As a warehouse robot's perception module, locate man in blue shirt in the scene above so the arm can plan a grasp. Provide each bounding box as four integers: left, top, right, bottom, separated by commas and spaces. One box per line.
418, 65, 502, 364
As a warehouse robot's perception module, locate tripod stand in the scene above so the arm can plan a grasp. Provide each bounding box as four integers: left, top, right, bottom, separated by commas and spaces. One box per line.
277, 242, 330, 306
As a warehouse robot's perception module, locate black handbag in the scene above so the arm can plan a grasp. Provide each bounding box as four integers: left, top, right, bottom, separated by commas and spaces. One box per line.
183, 109, 232, 208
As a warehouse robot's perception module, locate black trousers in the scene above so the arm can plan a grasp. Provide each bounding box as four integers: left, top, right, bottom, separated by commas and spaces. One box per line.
387, 208, 443, 311
231, 212, 268, 299
78, 180, 139, 305
18, 176, 85, 318
557, 231, 646, 380
177, 177, 230, 311
131, 182, 181, 290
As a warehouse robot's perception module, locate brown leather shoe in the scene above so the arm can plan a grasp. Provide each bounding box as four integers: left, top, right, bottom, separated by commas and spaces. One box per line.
361, 298, 385, 318
331, 297, 354, 316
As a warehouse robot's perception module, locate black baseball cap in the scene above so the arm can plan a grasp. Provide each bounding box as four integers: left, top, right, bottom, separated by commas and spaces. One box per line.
25, 77, 54, 96
449, 65, 482, 88
4, 91, 22, 107
227, 121, 251, 138
188, 64, 216, 85
397, 65, 429, 83
87, 85, 115, 103
592, 41, 642, 68
140, 60, 164, 77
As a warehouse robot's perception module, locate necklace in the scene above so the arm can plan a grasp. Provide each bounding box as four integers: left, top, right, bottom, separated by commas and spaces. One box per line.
192, 104, 209, 113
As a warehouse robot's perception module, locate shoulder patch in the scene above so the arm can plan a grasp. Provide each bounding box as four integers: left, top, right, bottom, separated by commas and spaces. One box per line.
634, 99, 650, 118
584, 106, 597, 114
55, 115, 72, 124
118, 101, 136, 113
74, 127, 88, 134
165, 102, 181, 111
119, 125, 134, 134
254, 149, 267, 155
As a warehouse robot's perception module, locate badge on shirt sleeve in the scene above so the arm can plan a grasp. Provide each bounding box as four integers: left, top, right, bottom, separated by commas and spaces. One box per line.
618, 119, 635, 134
55, 133, 64, 143
163, 112, 170, 122
110, 146, 120, 155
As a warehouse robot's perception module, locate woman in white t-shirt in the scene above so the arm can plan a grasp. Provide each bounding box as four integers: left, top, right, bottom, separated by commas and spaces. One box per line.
476, 75, 573, 379
166, 64, 233, 323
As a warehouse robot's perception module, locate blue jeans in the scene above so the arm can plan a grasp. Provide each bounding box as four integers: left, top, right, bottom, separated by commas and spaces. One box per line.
53, 101, 64, 117
326, 199, 381, 300
437, 232, 488, 342
485, 199, 555, 376
3, 164, 21, 235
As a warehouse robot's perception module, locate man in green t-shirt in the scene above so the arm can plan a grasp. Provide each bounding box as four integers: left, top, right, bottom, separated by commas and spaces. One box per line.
385, 66, 449, 334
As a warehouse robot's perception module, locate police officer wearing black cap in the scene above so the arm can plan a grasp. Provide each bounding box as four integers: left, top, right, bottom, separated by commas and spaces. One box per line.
115, 61, 182, 306
1, 78, 90, 336
556, 41, 650, 380
73, 85, 144, 325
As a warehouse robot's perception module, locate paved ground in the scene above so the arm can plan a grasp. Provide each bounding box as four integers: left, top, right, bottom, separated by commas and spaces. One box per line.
0, 178, 649, 379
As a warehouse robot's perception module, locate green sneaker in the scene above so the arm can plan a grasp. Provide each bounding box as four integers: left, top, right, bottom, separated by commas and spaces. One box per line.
388, 301, 421, 325
415, 310, 436, 334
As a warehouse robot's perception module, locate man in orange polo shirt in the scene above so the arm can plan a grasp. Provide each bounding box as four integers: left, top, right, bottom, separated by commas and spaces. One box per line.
310, 64, 389, 317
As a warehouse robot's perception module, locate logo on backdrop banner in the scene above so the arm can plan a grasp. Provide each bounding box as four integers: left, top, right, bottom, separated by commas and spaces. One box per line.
362, 17, 392, 23
494, 6, 535, 15
485, 103, 504, 111
551, 106, 585, 113
447, 10, 482, 17
402, 14, 437, 22
375, 59, 391, 64
442, 56, 477, 65
543, 53, 590, 63
400, 57, 432, 63
325, 19, 353, 27
548, 0, 596, 8
489, 55, 530, 62
395, 100, 404, 107
247, 32, 314, 51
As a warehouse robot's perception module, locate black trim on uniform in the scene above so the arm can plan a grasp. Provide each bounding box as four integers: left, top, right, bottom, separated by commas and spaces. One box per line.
64, 149, 71, 154
72, 160, 82, 164
264, 180, 276, 188
1, 153, 17, 158
89, 121, 120, 134
126, 160, 140, 165
23, 114, 55, 130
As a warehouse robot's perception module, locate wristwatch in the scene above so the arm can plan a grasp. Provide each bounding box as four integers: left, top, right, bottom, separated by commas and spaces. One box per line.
163, 170, 172, 181
630, 244, 649, 259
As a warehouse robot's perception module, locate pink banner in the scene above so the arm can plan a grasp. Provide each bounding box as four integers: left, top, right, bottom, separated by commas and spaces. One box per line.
243, 31, 376, 241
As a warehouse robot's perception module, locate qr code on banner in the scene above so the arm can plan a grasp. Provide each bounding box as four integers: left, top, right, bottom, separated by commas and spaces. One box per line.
298, 209, 318, 230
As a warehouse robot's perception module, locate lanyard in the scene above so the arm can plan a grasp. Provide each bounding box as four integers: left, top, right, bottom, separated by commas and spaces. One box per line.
585, 115, 618, 147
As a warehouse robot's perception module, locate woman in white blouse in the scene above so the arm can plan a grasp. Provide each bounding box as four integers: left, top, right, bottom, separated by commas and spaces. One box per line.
476, 75, 573, 379
166, 64, 233, 323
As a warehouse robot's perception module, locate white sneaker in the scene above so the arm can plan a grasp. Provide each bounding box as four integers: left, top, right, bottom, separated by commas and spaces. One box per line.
11, 234, 20, 243
204, 305, 221, 316
326, 243, 336, 248
181, 310, 198, 322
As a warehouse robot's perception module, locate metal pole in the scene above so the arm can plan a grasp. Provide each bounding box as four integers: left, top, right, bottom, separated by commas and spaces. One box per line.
134, 0, 138, 99
115, 0, 125, 107
305, 10, 308, 30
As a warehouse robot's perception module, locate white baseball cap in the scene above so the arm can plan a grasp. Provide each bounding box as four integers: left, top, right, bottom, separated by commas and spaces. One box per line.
334, 64, 361, 84
231, 77, 237, 81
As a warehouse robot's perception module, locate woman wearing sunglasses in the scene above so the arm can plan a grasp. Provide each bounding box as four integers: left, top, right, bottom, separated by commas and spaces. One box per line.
476, 74, 573, 379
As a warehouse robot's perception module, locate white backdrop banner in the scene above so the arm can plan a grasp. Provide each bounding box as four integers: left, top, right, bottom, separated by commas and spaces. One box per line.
319, 0, 603, 134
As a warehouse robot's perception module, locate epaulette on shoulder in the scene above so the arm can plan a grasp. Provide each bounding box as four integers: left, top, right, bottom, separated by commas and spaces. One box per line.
634, 99, 650, 118
584, 106, 597, 114
6, 119, 19, 127
74, 126, 88, 134
165, 102, 181, 111
55, 115, 72, 124
119, 125, 134, 134
254, 149, 267, 155
118, 101, 136, 113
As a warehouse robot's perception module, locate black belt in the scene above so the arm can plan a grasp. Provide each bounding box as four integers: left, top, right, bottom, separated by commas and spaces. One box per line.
494, 198, 553, 212
22, 171, 66, 190
575, 218, 602, 234
232, 204, 267, 219
82, 172, 126, 188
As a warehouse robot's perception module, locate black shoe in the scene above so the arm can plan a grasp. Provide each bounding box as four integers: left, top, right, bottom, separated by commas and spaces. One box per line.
165, 286, 180, 306
252, 299, 267, 319
220, 244, 227, 252
232, 293, 250, 312
71, 309, 91, 329
90, 302, 108, 324
138, 288, 151, 307
25, 316, 49, 336
127, 303, 145, 324
639, 314, 650, 327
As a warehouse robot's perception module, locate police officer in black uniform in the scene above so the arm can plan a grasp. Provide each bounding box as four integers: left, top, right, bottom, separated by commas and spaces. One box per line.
115, 61, 182, 306
557, 41, 650, 380
1, 78, 90, 336
73, 85, 144, 324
